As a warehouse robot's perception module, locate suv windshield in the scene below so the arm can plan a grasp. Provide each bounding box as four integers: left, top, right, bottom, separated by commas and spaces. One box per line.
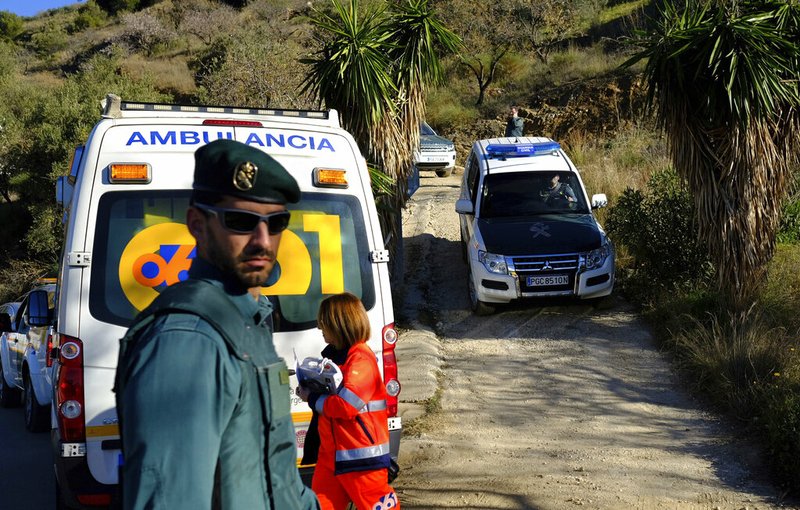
420, 122, 436, 136
90, 190, 375, 331
480, 171, 589, 218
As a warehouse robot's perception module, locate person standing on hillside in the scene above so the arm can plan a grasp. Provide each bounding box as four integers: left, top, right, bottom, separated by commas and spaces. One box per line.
114, 139, 319, 510
505, 105, 524, 137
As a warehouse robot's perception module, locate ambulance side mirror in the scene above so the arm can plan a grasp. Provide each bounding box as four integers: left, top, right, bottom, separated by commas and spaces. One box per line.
27, 290, 53, 327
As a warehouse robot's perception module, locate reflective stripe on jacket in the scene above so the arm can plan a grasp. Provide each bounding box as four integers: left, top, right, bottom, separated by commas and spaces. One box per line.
315, 342, 392, 474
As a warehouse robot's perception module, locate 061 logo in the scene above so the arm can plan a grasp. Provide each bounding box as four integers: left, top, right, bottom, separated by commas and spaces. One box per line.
118, 213, 346, 311
371, 492, 398, 510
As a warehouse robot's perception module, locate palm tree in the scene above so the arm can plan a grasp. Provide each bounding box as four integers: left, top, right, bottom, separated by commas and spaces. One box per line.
626, 0, 800, 309
301, 0, 460, 281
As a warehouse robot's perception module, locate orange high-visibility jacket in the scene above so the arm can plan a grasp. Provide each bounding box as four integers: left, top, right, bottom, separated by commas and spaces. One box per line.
313, 342, 392, 474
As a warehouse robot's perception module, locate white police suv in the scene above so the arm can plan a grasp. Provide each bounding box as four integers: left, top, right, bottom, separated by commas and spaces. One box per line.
455, 137, 614, 315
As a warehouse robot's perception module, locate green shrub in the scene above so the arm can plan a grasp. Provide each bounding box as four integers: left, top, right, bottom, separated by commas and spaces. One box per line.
761, 244, 800, 330
72, 1, 108, 32
670, 309, 787, 414
778, 169, 800, 243
762, 379, 800, 491
96, 0, 143, 15
605, 168, 712, 299
0, 11, 23, 41
29, 22, 69, 59
0, 49, 169, 262
191, 30, 311, 109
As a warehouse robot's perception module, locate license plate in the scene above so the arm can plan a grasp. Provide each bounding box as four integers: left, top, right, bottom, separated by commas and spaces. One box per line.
527, 274, 569, 286
422, 156, 448, 162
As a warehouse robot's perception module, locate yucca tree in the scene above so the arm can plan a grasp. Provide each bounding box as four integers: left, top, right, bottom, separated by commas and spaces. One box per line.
383, 0, 461, 199
626, 0, 800, 309
301, 0, 459, 278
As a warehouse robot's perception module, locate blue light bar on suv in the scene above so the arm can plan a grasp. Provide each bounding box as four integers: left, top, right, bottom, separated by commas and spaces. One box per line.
486, 142, 561, 158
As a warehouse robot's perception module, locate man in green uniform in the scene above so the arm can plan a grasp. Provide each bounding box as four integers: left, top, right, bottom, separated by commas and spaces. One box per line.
115, 139, 319, 510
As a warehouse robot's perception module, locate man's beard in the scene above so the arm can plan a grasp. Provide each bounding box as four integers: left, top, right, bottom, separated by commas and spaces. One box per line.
204, 226, 275, 289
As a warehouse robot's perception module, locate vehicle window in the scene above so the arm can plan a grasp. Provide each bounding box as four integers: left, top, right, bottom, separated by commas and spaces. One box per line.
420, 122, 436, 136
480, 171, 589, 218
0, 311, 10, 332
89, 190, 375, 331
467, 154, 480, 202
15, 299, 28, 332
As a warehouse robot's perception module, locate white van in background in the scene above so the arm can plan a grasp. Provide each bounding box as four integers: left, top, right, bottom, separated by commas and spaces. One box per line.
52, 94, 401, 509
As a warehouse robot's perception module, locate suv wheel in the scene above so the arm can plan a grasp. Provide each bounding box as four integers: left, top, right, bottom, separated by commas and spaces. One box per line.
0, 363, 21, 408
467, 270, 495, 316
435, 168, 453, 178
24, 374, 50, 432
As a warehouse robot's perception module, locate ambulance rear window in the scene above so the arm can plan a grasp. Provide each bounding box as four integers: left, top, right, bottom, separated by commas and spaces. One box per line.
89, 190, 375, 330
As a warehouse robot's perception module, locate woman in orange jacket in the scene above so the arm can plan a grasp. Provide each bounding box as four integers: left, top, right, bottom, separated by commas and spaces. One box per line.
297, 292, 399, 510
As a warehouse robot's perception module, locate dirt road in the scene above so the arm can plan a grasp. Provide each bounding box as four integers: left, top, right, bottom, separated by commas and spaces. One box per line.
393, 171, 794, 509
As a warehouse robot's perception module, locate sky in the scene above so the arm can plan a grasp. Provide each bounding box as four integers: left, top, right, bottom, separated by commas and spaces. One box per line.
1, 0, 86, 17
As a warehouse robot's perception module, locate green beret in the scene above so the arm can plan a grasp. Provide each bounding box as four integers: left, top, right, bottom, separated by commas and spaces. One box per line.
193, 139, 300, 204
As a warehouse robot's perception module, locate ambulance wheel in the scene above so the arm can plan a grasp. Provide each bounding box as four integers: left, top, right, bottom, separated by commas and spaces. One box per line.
467, 273, 494, 316
24, 374, 50, 432
0, 363, 21, 408
435, 168, 453, 178
55, 476, 77, 510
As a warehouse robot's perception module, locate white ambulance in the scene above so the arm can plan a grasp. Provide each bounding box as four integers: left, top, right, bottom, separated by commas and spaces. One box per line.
52, 94, 401, 509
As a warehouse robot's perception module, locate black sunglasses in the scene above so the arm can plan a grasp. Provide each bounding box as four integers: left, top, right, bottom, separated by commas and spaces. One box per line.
194, 203, 291, 235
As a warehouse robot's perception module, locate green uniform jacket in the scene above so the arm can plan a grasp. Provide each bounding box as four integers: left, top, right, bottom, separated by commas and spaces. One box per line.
505, 116, 524, 137
116, 258, 318, 510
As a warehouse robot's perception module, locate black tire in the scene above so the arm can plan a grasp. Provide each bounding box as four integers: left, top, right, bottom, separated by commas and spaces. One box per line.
435, 167, 453, 178
0, 362, 22, 408
467, 269, 495, 316
24, 373, 50, 432
55, 476, 76, 510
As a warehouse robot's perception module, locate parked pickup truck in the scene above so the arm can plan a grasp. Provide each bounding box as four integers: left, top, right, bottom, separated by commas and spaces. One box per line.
0, 279, 57, 432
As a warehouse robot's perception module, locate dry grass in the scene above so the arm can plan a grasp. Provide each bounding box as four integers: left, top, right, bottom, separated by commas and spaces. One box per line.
671, 308, 788, 416
121, 54, 196, 96
563, 124, 670, 202
548, 45, 629, 84
761, 244, 800, 330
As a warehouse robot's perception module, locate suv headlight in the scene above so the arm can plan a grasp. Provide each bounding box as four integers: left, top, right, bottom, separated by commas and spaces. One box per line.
478, 251, 508, 274
583, 242, 612, 270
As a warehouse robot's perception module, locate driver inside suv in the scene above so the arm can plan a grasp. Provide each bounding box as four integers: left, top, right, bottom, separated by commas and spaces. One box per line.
539, 173, 577, 209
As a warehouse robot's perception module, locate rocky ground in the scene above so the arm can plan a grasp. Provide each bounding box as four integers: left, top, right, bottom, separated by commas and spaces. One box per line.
392, 170, 797, 510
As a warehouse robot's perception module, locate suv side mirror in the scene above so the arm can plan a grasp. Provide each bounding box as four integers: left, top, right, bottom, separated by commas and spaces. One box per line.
26, 289, 53, 327
591, 194, 608, 209
455, 198, 474, 215
0, 313, 11, 332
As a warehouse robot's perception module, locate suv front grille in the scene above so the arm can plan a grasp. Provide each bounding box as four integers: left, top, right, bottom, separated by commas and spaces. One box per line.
511, 254, 579, 293
420, 144, 451, 152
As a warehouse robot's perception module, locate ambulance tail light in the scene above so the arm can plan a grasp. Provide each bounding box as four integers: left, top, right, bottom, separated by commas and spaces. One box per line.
77, 494, 112, 507
382, 323, 400, 417
56, 337, 85, 442
46, 330, 55, 368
